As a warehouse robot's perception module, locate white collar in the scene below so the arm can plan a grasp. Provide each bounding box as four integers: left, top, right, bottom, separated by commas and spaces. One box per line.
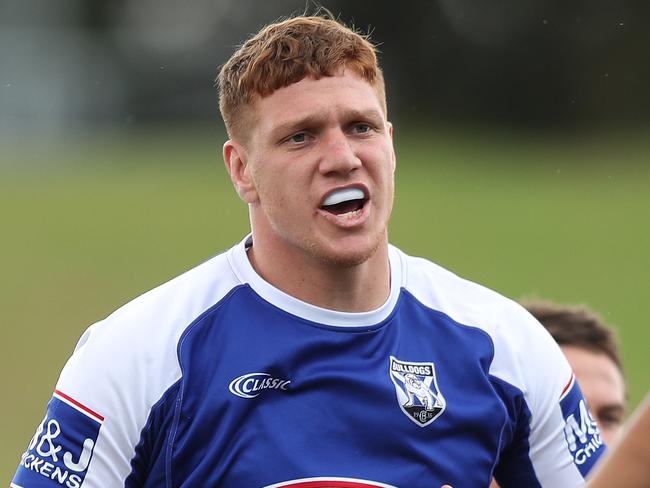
227, 235, 404, 327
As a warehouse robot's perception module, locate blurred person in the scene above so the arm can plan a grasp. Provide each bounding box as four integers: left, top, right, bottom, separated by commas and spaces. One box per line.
11, 13, 604, 488
522, 299, 626, 444
586, 394, 650, 488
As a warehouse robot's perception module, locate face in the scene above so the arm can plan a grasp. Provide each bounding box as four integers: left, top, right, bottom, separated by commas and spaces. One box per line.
562, 345, 626, 445
226, 70, 395, 268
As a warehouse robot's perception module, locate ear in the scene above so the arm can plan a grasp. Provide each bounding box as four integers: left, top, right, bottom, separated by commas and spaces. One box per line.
223, 140, 259, 204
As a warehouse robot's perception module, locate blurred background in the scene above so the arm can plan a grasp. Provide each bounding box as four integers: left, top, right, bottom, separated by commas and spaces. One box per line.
1, 0, 648, 480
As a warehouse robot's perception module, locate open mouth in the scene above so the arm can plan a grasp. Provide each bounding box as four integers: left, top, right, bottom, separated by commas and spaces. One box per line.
320, 187, 368, 215
321, 188, 368, 215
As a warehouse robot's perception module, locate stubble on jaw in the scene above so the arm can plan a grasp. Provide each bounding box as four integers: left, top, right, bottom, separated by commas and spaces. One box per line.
304, 189, 394, 270
304, 230, 386, 269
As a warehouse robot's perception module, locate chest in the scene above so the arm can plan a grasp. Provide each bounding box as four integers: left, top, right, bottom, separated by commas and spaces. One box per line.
157, 299, 508, 487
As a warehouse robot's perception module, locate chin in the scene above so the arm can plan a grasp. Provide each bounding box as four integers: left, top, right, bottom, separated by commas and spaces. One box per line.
309, 234, 384, 269
317, 250, 372, 268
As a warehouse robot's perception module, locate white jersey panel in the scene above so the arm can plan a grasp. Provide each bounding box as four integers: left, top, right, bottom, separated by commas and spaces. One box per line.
54, 250, 242, 486
228, 237, 404, 327
399, 250, 584, 486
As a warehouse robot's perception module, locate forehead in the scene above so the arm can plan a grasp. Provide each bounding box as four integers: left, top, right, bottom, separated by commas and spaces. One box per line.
562, 346, 625, 403
249, 71, 386, 135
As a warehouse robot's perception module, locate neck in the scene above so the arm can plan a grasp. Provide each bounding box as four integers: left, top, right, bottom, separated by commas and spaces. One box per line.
246, 232, 391, 313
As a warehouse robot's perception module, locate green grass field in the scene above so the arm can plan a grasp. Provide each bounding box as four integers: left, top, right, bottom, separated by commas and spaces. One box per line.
1, 126, 648, 481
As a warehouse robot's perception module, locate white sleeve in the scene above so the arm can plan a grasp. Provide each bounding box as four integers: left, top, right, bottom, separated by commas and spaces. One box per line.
10, 250, 240, 488
491, 306, 606, 487
399, 252, 606, 486
11, 314, 182, 488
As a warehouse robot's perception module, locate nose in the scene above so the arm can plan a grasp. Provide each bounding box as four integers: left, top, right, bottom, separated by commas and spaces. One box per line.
318, 129, 362, 177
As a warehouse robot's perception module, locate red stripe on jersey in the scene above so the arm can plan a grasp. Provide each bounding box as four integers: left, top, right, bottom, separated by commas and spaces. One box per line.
271, 481, 386, 487
560, 373, 575, 399
54, 389, 105, 421
274, 483, 381, 487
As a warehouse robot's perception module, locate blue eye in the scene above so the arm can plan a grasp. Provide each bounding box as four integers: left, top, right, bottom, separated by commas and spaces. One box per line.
354, 124, 371, 134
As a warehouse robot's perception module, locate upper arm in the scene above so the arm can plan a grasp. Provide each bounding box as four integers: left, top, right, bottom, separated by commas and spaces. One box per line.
11, 317, 181, 487
493, 308, 606, 487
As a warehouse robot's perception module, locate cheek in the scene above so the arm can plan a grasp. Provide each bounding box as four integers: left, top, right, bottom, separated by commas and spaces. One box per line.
253, 169, 303, 213
251, 166, 279, 198
364, 147, 395, 183
382, 147, 397, 181
598, 424, 622, 446
382, 160, 396, 203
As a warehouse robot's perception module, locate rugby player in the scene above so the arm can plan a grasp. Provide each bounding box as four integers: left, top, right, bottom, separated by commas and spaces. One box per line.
12, 13, 605, 487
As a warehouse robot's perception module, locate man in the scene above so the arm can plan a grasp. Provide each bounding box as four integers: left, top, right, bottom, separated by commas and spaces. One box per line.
586, 394, 650, 488
12, 14, 604, 487
522, 299, 627, 444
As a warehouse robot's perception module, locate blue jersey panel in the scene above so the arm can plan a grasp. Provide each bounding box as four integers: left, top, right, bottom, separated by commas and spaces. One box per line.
153, 286, 515, 487
125, 381, 181, 488
560, 378, 606, 476
490, 376, 541, 488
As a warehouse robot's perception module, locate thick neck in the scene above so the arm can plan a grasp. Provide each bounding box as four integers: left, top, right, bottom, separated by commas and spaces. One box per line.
246, 226, 391, 313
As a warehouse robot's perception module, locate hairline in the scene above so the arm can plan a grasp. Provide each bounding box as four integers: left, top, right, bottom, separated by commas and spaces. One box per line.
229, 70, 388, 145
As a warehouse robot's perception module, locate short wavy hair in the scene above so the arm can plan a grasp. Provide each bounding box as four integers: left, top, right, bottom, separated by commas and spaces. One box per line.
521, 299, 623, 374
217, 15, 385, 139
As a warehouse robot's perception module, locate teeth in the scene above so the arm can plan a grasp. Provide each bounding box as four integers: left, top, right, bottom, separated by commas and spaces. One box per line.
323, 188, 364, 206
341, 208, 362, 219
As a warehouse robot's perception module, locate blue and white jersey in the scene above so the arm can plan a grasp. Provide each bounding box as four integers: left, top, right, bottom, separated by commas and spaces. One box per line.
12, 236, 605, 488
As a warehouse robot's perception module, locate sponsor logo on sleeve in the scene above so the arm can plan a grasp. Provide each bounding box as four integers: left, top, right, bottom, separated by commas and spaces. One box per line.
560, 374, 606, 476
389, 356, 446, 427
11, 390, 103, 488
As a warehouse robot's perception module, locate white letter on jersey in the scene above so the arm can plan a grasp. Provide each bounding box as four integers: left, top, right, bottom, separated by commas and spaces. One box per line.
63, 438, 95, 472
564, 399, 598, 451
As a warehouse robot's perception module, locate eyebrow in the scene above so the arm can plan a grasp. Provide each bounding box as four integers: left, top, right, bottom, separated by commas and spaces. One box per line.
269, 108, 385, 140
596, 404, 625, 414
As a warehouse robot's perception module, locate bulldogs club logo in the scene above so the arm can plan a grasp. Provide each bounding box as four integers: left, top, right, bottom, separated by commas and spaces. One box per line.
389, 356, 445, 427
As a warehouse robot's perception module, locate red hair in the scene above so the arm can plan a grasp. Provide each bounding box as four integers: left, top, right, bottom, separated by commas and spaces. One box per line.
217, 15, 385, 139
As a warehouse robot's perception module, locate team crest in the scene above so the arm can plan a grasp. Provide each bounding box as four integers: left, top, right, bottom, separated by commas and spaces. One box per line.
389, 356, 445, 427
